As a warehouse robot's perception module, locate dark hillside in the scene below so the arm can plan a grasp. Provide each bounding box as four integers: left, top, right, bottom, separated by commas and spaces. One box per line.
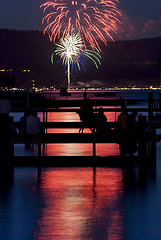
0, 29, 161, 88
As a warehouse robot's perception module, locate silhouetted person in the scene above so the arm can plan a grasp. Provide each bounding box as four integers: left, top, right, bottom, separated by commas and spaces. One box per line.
27, 110, 41, 135
19, 109, 30, 134
127, 111, 138, 155
95, 107, 108, 135
77, 98, 94, 133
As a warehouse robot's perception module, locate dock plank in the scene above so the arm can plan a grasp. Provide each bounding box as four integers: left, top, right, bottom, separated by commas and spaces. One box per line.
10, 132, 118, 144
13, 155, 143, 167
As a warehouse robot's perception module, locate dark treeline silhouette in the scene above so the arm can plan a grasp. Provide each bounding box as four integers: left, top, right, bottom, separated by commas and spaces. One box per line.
98, 38, 161, 87
0, 28, 161, 88
0, 29, 65, 88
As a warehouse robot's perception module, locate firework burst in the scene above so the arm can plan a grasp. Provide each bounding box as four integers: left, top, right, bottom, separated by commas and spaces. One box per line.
52, 31, 101, 88
40, 0, 120, 50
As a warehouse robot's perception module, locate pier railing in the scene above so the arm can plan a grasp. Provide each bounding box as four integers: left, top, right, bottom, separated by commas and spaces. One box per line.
9, 115, 157, 167
2, 94, 161, 167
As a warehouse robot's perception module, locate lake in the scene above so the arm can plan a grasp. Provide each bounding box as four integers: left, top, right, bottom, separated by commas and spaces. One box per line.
1, 89, 161, 240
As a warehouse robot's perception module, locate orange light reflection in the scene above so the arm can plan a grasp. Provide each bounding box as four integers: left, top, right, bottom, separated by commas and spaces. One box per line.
34, 168, 124, 240
39, 111, 120, 156
45, 143, 120, 156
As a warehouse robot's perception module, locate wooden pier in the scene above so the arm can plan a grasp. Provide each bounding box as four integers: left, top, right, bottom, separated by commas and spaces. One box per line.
1, 92, 161, 168
10, 116, 158, 168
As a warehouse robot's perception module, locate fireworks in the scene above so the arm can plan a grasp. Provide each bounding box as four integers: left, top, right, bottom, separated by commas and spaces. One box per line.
40, 0, 120, 50
52, 31, 101, 88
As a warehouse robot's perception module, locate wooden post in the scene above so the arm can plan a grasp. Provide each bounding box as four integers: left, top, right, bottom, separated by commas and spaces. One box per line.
38, 143, 41, 157
120, 97, 127, 110
154, 100, 158, 115
45, 111, 48, 133
0, 115, 13, 178
151, 128, 156, 161
92, 127, 96, 157
148, 91, 153, 158
27, 91, 30, 109
159, 92, 161, 111
43, 111, 45, 123
138, 115, 147, 158
148, 91, 153, 121
93, 142, 96, 157
146, 126, 156, 168
42, 111, 46, 149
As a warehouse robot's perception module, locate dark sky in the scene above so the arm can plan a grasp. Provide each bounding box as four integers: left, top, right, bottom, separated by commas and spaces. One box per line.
120, 0, 161, 19
0, 0, 161, 40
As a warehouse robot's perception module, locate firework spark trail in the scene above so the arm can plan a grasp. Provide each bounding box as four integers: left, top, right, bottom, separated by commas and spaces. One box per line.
51, 32, 101, 88
40, 0, 120, 50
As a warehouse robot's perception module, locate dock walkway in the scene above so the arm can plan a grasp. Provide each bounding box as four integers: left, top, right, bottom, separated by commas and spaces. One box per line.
3, 94, 161, 167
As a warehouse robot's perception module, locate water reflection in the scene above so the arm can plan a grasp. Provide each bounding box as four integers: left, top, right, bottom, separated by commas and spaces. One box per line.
14, 110, 121, 157
122, 165, 156, 191
34, 165, 156, 240
0, 165, 157, 240
44, 143, 120, 156
40, 107, 121, 157
0, 166, 14, 202
34, 167, 124, 240
40, 107, 120, 123
121, 165, 157, 240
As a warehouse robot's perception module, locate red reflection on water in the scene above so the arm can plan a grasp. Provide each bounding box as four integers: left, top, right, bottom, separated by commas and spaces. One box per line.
39, 111, 120, 156
34, 168, 124, 240
47, 111, 80, 122
45, 143, 120, 156
39, 107, 120, 123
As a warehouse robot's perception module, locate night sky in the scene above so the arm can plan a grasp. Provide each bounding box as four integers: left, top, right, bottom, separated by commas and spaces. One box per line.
0, 0, 161, 40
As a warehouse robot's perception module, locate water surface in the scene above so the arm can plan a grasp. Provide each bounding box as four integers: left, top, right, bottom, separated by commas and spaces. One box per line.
1, 90, 161, 239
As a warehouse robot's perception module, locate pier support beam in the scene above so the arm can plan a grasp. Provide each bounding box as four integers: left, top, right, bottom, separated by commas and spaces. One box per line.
38, 143, 41, 157
0, 116, 14, 178
93, 142, 96, 157
138, 115, 147, 159
92, 128, 96, 157
147, 127, 156, 168
151, 128, 156, 161
148, 91, 153, 121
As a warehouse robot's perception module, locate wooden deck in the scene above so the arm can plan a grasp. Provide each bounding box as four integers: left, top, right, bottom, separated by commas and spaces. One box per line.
10, 123, 154, 167
8, 94, 161, 167
13, 155, 144, 168
10, 132, 118, 144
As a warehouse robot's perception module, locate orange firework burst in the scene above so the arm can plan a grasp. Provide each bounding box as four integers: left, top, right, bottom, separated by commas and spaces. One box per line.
40, 0, 120, 50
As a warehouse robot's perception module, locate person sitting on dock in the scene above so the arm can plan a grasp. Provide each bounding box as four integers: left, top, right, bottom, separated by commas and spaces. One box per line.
26, 110, 41, 135
19, 109, 31, 134
95, 107, 109, 135
77, 98, 94, 133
